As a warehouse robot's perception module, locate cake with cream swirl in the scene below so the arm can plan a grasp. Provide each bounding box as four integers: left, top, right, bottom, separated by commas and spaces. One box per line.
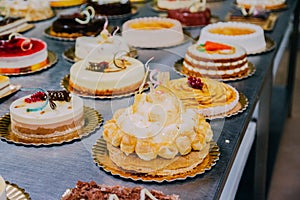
103, 82, 213, 176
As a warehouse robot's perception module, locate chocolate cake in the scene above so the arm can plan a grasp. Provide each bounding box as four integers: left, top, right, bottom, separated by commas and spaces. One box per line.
87, 0, 132, 16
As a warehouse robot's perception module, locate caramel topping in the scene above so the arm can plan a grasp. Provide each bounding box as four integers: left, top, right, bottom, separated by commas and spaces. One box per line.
209, 27, 255, 35
130, 21, 174, 30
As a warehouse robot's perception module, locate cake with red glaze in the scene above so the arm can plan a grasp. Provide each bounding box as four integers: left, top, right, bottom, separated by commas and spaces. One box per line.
0, 34, 48, 74
87, 0, 132, 16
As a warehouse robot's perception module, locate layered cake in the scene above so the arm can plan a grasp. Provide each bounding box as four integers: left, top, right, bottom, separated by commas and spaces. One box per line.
0, 175, 5, 200
237, 0, 286, 10
75, 22, 130, 60
0, 34, 49, 74
0, 75, 10, 96
103, 86, 213, 176
49, 0, 86, 7
157, 0, 196, 10
61, 181, 180, 200
162, 77, 239, 117
50, 7, 105, 38
10, 90, 84, 139
69, 55, 145, 96
1, 0, 54, 21
198, 21, 266, 54
87, 0, 132, 16
182, 41, 249, 79
122, 17, 184, 48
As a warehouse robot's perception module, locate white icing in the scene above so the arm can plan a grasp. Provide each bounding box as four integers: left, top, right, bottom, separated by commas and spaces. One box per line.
237, 0, 285, 7
157, 0, 195, 9
0, 175, 6, 200
122, 17, 184, 48
197, 22, 266, 54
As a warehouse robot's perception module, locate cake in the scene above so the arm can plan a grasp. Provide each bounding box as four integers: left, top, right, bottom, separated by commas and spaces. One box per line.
157, 0, 196, 10
10, 89, 84, 139
236, 0, 286, 10
50, 7, 105, 38
122, 17, 184, 48
102, 83, 213, 176
0, 75, 10, 97
0, 175, 6, 200
167, 7, 211, 26
0, 34, 49, 74
87, 0, 132, 16
49, 0, 86, 7
69, 55, 145, 96
161, 77, 239, 117
198, 21, 266, 54
0, 16, 27, 36
1, 0, 54, 22
182, 41, 249, 79
61, 181, 180, 200
75, 20, 130, 60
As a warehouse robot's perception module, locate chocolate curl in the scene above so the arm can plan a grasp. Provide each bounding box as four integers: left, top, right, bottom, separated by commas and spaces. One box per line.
140, 188, 158, 200
8, 32, 32, 51
112, 26, 120, 36
75, 6, 95, 24
138, 57, 154, 94
189, 0, 206, 12
113, 50, 128, 69
149, 68, 161, 88
21, 88, 49, 112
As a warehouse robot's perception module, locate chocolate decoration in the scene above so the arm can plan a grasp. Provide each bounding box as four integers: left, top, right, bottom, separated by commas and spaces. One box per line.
47, 90, 71, 102
87, 61, 109, 72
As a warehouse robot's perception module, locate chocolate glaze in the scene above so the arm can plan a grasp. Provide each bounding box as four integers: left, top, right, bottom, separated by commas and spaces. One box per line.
87, 0, 132, 16
167, 8, 211, 26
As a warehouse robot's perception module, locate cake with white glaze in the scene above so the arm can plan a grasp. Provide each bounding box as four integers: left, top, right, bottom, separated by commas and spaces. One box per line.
10, 90, 84, 139
122, 17, 184, 48
0, 34, 48, 74
183, 41, 249, 79
236, 0, 286, 10
198, 21, 266, 54
69, 55, 145, 96
157, 0, 196, 10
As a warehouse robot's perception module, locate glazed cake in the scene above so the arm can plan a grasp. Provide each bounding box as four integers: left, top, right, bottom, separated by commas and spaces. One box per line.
75, 22, 130, 60
10, 90, 84, 139
163, 77, 239, 117
237, 0, 286, 10
69, 56, 145, 96
49, 0, 86, 7
122, 17, 184, 48
62, 181, 180, 200
182, 41, 249, 79
87, 0, 132, 16
0, 175, 5, 200
50, 7, 105, 38
157, 0, 196, 10
103, 86, 213, 176
198, 22, 266, 54
0, 75, 10, 96
0, 34, 48, 74
1, 0, 54, 21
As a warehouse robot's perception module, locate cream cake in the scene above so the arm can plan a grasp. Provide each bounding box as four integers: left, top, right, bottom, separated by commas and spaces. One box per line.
0, 75, 10, 97
49, 0, 86, 7
162, 77, 239, 117
103, 85, 213, 176
69, 56, 145, 96
122, 17, 184, 48
62, 181, 180, 200
157, 0, 196, 10
0, 175, 6, 200
198, 21, 266, 54
1, 0, 54, 21
183, 41, 249, 79
0, 34, 48, 74
237, 0, 286, 10
10, 90, 84, 139
75, 24, 130, 60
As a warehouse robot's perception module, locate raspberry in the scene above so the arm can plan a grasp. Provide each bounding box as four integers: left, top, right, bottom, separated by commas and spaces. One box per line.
187, 76, 204, 90
24, 91, 46, 103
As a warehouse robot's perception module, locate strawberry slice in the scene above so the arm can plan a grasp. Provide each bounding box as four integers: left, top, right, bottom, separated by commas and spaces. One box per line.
204, 41, 232, 51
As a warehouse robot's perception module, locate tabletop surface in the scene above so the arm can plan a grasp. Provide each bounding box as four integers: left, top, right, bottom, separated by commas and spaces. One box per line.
0, 0, 297, 199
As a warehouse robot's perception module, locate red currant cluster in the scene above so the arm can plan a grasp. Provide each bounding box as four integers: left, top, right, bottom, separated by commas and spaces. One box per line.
187, 76, 204, 90
24, 91, 46, 103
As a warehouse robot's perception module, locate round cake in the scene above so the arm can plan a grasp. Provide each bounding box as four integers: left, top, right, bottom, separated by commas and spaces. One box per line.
237, 0, 286, 10
157, 0, 196, 10
1, 0, 54, 21
182, 41, 249, 79
167, 7, 211, 26
49, 0, 86, 7
50, 7, 105, 38
69, 56, 145, 96
0, 35, 48, 74
0, 175, 5, 200
198, 22, 266, 54
103, 87, 213, 176
0, 75, 10, 97
75, 27, 130, 60
10, 90, 84, 139
87, 0, 132, 16
122, 17, 184, 48
162, 77, 240, 117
